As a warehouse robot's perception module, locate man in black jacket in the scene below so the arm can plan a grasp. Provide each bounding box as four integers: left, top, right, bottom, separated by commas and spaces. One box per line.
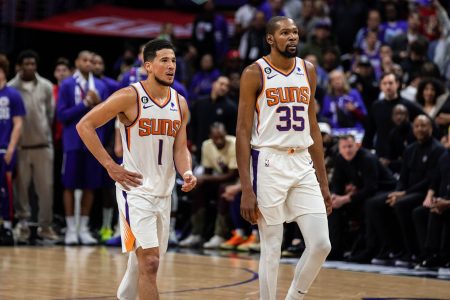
328, 135, 397, 260
362, 72, 423, 160
367, 115, 445, 267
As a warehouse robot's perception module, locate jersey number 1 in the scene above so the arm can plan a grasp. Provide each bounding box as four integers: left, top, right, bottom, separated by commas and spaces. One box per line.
158, 139, 163, 165
276, 106, 305, 131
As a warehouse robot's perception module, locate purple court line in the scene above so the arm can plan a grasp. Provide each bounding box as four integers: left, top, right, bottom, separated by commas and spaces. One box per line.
53, 263, 258, 300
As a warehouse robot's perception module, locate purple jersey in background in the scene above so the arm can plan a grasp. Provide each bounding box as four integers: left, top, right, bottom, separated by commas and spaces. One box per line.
0, 86, 26, 149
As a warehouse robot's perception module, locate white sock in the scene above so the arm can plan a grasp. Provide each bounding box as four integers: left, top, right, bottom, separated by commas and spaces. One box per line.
3, 220, 12, 229
117, 251, 139, 300
286, 214, 331, 300
236, 228, 244, 237
102, 208, 113, 229
66, 216, 76, 231
80, 215, 89, 231
258, 217, 283, 300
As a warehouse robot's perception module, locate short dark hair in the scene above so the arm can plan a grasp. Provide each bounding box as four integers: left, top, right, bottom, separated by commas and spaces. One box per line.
0, 54, 10, 77
266, 16, 291, 35
143, 39, 175, 62
380, 71, 400, 83
17, 49, 39, 65
210, 122, 226, 134
338, 134, 355, 142
55, 57, 71, 69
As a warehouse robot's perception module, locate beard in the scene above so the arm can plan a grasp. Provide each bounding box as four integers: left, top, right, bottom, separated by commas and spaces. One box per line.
275, 42, 297, 58
154, 74, 172, 87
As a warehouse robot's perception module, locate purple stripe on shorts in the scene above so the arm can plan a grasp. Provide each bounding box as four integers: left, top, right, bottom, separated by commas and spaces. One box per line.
122, 190, 130, 224
251, 149, 259, 196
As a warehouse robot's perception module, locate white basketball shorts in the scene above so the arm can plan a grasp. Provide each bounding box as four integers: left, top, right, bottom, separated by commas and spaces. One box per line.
250, 147, 326, 225
116, 188, 171, 254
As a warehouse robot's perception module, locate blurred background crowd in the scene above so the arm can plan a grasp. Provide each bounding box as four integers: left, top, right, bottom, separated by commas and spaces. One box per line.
0, 0, 450, 275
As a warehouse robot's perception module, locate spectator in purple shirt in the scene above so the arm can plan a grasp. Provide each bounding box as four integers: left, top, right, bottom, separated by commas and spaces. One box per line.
321, 70, 367, 129
57, 51, 108, 246
188, 53, 221, 102
0, 55, 25, 245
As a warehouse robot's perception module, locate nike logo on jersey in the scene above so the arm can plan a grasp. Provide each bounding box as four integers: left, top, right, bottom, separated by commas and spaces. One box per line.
143, 104, 154, 109
267, 74, 278, 80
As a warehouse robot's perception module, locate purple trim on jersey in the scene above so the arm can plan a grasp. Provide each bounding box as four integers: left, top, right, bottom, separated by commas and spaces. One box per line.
122, 190, 130, 224
125, 85, 140, 129
302, 59, 311, 88
262, 56, 297, 77
175, 92, 183, 123
139, 81, 172, 109
251, 149, 259, 195
255, 62, 264, 98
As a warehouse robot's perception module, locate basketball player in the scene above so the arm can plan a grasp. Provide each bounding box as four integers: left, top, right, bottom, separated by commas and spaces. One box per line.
76, 39, 196, 299
236, 16, 332, 300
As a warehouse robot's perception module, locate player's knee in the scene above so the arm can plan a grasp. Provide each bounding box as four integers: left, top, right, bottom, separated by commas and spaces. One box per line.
140, 254, 159, 276
311, 237, 331, 258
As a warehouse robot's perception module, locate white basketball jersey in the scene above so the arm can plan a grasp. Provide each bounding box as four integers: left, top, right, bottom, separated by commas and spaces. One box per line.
251, 57, 314, 149
117, 82, 182, 196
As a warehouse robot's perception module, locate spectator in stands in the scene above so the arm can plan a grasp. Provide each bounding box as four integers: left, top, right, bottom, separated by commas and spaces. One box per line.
390, 12, 428, 61
259, 0, 286, 21
382, 1, 408, 44
298, 19, 339, 66
189, 76, 237, 159
348, 56, 379, 109
294, 0, 319, 42
367, 115, 445, 267
188, 53, 221, 102
330, 0, 368, 54
384, 104, 415, 175
113, 46, 135, 79
413, 132, 450, 271
91, 53, 120, 242
227, 71, 240, 104
179, 123, 238, 248
321, 47, 342, 73
57, 51, 108, 245
415, 77, 445, 118
429, 0, 450, 83
363, 72, 423, 160
9, 50, 58, 243
435, 92, 450, 137
0, 55, 25, 245
360, 31, 382, 78
239, 11, 268, 68
305, 54, 328, 93
234, 0, 263, 37
52, 58, 72, 221
354, 9, 385, 50
321, 70, 367, 129
191, 0, 228, 64
400, 40, 437, 87
328, 135, 396, 260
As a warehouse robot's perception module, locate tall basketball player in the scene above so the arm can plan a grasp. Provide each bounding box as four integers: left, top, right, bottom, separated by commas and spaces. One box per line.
236, 17, 332, 300
76, 39, 196, 299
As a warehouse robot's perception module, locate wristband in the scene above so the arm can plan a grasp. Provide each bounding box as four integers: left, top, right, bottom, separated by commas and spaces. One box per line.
183, 170, 193, 177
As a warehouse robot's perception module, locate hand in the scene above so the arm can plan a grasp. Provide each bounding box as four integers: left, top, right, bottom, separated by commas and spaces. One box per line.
106, 163, 142, 191
331, 194, 350, 209
345, 184, 357, 195
181, 172, 197, 192
4, 148, 13, 165
386, 191, 405, 206
240, 189, 259, 224
321, 185, 332, 215
431, 198, 450, 214
379, 157, 390, 167
423, 195, 434, 208
221, 183, 242, 202
86, 90, 101, 106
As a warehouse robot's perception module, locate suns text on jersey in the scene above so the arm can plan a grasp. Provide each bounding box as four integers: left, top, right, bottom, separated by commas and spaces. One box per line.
138, 118, 181, 137
265, 87, 310, 107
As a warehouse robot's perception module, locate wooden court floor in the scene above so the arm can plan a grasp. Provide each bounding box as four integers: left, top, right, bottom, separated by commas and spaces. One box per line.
0, 246, 449, 300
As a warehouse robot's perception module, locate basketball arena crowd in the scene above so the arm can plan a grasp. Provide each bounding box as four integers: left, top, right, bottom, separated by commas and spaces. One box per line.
1, 0, 450, 275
